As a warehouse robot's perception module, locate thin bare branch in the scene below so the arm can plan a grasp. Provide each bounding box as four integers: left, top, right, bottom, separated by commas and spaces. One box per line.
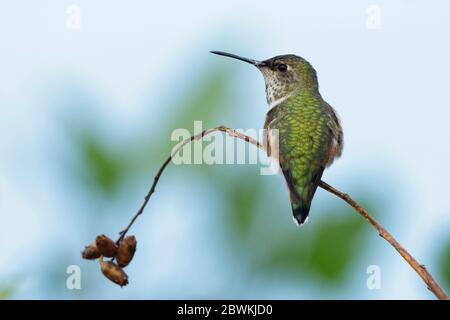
115, 125, 448, 300
318, 181, 448, 300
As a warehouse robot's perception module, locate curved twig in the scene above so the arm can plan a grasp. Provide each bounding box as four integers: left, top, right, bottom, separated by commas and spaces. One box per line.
318, 181, 448, 300
116, 125, 448, 300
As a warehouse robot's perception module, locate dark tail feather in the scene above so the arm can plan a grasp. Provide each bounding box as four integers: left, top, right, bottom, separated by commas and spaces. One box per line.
292, 202, 311, 226
282, 166, 325, 226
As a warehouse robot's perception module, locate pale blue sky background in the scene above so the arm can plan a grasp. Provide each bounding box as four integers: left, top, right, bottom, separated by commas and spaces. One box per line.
0, 0, 449, 299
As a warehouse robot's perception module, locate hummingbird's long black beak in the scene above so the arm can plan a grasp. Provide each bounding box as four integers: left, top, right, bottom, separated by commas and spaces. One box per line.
210, 51, 266, 67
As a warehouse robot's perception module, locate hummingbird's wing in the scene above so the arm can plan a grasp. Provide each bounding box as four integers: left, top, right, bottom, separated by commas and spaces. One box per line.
265, 99, 340, 225
263, 116, 271, 156
323, 101, 344, 167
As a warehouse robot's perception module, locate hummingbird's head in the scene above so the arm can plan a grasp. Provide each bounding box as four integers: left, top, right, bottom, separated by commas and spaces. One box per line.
211, 51, 319, 105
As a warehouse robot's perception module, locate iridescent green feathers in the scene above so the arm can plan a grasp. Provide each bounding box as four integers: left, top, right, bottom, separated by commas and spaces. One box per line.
210, 51, 343, 225
261, 55, 343, 225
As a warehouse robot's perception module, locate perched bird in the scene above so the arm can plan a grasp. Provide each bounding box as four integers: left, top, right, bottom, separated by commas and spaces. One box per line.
211, 51, 343, 225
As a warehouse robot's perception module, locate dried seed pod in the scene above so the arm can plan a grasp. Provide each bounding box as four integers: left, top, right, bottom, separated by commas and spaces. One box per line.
100, 260, 129, 287
116, 236, 137, 267
95, 234, 118, 257
81, 243, 100, 260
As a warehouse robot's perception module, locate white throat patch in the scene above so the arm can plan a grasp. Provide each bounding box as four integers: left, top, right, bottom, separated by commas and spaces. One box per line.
268, 93, 293, 111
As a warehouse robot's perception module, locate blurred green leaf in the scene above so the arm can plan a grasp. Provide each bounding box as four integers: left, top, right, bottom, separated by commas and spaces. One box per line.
60, 64, 234, 200
225, 170, 265, 235
0, 286, 15, 300
76, 134, 127, 195
305, 215, 365, 280
168, 65, 234, 130
252, 200, 373, 283
125, 65, 236, 182
439, 241, 450, 290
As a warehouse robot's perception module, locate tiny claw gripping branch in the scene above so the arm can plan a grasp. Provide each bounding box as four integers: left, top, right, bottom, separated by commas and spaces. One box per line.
81, 125, 448, 299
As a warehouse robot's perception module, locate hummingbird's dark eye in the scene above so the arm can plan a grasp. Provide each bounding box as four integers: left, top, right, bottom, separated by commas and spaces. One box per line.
277, 63, 288, 72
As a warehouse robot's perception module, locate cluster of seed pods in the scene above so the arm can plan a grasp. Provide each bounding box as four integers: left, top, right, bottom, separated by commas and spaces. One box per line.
82, 234, 137, 286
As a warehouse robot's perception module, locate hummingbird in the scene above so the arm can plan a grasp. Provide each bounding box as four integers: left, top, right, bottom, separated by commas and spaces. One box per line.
211, 51, 343, 225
